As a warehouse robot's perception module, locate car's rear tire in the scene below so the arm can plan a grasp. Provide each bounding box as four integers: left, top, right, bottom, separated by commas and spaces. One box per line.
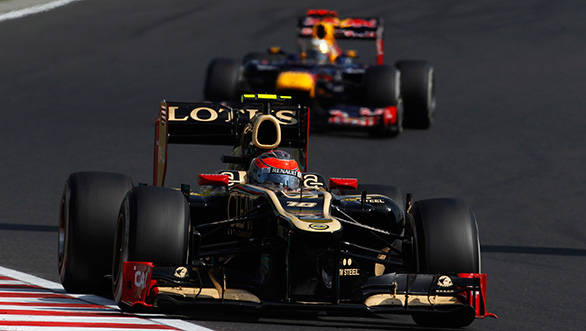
58, 172, 133, 295
409, 198, 480, 328
395, 60, 435, 129
204, 58, 241, 101
112, 186, 190, 311
362, 65, 400, 107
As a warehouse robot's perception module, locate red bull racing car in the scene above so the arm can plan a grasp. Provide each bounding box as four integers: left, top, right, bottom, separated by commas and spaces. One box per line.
204, 9, 436, 137
58, 94, 494, 328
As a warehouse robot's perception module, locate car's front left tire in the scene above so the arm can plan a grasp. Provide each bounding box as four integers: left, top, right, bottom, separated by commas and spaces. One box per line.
112, 186, 190, 311
409, 198, 480, 328
204, 58, 242, 101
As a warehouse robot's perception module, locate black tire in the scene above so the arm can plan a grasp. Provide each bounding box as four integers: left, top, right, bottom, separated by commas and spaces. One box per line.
204, 58, 241, 101
395, 60, 435, 129
112, 186, 190, 311
362, 65, 400, 107
409, 198, 480, 328
58, 172, 133, 295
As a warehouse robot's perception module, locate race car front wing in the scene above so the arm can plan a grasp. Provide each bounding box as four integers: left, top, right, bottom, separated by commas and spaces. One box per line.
119, 261, 496, 319
327, 105, 399, 131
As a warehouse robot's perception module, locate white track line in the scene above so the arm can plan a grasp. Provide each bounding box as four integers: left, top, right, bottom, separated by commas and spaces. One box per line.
0, 328, 160, 331
0, 0, 84, 23
0, 266, 211, 331
0, 305, 118, 312
0, 267, 65, 291
0, 315, 155, 323
0, 280, 29, 285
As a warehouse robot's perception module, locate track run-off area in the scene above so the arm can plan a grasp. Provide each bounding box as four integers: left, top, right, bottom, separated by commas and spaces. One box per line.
0, 266, 207, 330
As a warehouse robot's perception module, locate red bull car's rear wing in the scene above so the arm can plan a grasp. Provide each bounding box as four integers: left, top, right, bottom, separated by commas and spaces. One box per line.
297, 9, 385, 64
154, 95, 310, 186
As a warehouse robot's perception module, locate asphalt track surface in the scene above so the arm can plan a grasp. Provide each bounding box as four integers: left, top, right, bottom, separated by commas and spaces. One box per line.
0, 0, 585, 330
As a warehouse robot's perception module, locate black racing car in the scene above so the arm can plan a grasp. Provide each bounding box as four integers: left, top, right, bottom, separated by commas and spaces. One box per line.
58, 94, 494, 328
204, 9, 436, 136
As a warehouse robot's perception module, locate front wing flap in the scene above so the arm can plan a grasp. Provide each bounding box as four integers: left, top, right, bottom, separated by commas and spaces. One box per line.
327, 105, 398, 130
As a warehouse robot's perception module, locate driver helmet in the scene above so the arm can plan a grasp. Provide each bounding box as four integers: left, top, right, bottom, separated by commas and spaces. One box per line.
308, 22, 339, 64
248, 150, 301, 189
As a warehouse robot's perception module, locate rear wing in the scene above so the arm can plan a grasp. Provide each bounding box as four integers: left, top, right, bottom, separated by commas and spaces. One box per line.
297, 9, 384, 65
154, 95, 309, 186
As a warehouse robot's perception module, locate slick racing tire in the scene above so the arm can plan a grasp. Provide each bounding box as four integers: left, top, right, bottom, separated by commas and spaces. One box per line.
409, 198, 480, 328
204, 58, 241, 101
363, 65, 400, 107
112, 186, 190, 311
395, 60, 435, 129
58, 172, 133, 296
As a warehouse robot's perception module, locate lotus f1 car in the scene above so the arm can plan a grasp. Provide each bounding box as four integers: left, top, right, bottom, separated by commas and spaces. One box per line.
204, 9, 436, 137
58, 94, 494, 328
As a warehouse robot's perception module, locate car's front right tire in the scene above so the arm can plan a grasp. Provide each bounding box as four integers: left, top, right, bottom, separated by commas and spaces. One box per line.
204, 58, 242, 101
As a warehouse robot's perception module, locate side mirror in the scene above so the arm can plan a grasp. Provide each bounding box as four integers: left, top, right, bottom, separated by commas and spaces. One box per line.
199, 174, 229, 187
329, 177, 358, 190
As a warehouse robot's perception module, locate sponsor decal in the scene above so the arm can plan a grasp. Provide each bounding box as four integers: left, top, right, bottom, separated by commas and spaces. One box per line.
366, 198, 385, 204
270, 167, 301, 177
340, 257, 360, 276
437, 275, 453, 287
174, 266, 188, 278
274, 109, 297, 125
168, 106, 297, 125
342, 196, 385, 204
309, 223, 329, 230
339, 268, 360, 276
134, 270, 146, 289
